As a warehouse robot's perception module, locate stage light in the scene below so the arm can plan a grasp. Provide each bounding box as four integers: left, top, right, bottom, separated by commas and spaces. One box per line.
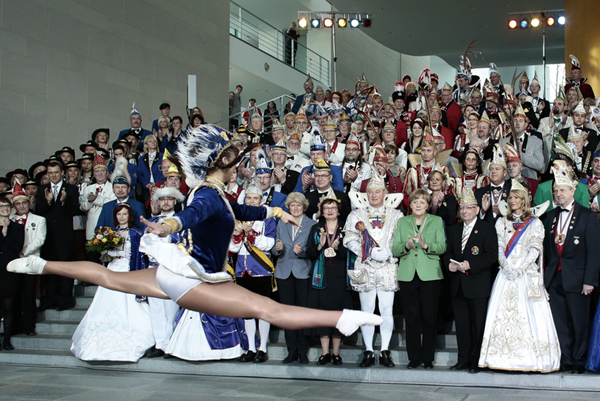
311, 18, 320, 28
298, 17, 308, 28
546, 16, 555, 26
520, 19, 528, 28
323, 17, 333, 28
531, 17, 540, 27
508, 19, 518, 29
558, 15, 566, 25
363, 18, 372, 28
337, 18, 347, 28
350, 18, 360, 28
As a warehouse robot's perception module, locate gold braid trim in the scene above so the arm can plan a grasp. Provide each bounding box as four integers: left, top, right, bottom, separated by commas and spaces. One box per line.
162, 218, 181, 234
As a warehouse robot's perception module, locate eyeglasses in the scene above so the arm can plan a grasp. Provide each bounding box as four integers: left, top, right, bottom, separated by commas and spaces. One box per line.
315, 174, 331, 179
322, 206, 338, 211
0, 205, 11, 210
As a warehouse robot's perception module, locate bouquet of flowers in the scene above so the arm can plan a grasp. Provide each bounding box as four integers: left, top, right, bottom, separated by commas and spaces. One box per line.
85, 227, 125, 263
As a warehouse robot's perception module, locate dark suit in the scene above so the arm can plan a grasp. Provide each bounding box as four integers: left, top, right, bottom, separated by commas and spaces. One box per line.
545, 202, 600, 366
559, 127, 598, 158
443, 218, 498, 368
280, 169, 300, 195
95, 198, 146, 231
292, 93, 315, 114
305, 189, 351, 222
118, 128, 152, 151
475, 180, 512, 224
35, 181, 80, 309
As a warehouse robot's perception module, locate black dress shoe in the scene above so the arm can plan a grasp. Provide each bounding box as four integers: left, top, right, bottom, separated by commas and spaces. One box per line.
3, 343, 15, 351
254, 350, 268, 363
282, 352, 298, 364
164, 354, 174, 359
407, 360, 421, 369
25, 331, 38, 337
468, 367, 482, 374
560, 363, 574, 372
317, 354, 331, 365
359, 351, 375, 367
240, 351, 256, 362
572, 364, 586, 374
423, 362, 434, 370
56, 301, 76, 311
37, 303, 57, 312
299, 355, 309, 364
332, 354, 342, 365
450, 363, 469, 371
379, 350, 395, 367
148, 348, 165, 358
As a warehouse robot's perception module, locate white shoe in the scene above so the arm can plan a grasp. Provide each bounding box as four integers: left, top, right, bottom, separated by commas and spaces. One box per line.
336, 309, 384, 336
7, 255, 47, 275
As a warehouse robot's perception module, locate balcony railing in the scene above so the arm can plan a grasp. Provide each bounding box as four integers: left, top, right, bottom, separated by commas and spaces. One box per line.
230, 1, 330, 84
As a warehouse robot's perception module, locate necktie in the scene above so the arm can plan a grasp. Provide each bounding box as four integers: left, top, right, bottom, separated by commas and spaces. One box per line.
461, 226, 469, 252
53, 185, 59, 201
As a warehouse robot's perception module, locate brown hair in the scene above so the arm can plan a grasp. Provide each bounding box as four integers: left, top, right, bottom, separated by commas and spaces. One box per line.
113, 203, 134, 228
408, 188, 432, 207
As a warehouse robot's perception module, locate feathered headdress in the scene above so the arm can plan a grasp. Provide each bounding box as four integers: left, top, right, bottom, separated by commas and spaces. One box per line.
111, 156, 131, 186
152, 187, 185, 203
255, 148, 272, 175
176, 124, 232, 186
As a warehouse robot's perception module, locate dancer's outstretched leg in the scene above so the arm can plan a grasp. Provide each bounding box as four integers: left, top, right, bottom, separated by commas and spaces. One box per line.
34, 259, 168, 299
176, 281, 379, 334
9, 256, 382, 335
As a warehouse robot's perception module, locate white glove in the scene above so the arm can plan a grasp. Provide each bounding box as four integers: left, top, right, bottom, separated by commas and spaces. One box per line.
502, 265, 522, 281
370, 247, 391, 262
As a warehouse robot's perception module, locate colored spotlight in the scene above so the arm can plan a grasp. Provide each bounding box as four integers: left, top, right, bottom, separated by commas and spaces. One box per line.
546, 17, 555, 26
298, 17, 308, 28
508, 19, 518, 29
558, 15, 566, 25
311, 18, 320, 28
531, 18, 540, 27
350, 18, 360, 28
363, 18, 372, 28
337, 18, 347, 28
323, 17, 333, 28
520, 19, 528, 28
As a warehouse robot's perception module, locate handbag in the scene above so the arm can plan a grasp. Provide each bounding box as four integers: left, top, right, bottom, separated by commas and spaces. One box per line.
347, 268, 369, 291
526, 273, 544, 301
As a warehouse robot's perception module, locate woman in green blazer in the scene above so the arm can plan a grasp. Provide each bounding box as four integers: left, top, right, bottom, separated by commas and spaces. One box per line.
392, 188, 446, 370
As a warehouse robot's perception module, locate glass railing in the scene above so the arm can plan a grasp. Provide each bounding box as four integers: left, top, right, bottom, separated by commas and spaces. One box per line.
230, 1, 330, 84
214, 94, 295, 130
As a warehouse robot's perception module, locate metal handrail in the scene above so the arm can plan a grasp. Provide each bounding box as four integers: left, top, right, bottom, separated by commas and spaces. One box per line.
229, 1, 329, 84
215, 94, 296, 129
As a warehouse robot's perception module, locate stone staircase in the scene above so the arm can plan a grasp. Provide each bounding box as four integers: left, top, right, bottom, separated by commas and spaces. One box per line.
1, 285, 599, 392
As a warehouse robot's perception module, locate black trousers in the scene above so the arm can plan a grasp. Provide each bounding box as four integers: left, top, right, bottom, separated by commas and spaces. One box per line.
548, 270, 591, 365
41, 243, 74, 309
277, 275, 310, 357
452, 289, 489, 367
18, 275, 38, 333
399, 276, 442, 363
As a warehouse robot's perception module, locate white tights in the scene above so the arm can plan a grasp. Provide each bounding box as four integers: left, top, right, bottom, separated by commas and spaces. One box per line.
358, 290, 395, 352
244, 318, 271, 352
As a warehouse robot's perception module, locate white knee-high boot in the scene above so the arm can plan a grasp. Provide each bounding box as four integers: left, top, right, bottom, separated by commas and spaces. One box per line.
245, 319, 257, 352
258, 319, 271, 352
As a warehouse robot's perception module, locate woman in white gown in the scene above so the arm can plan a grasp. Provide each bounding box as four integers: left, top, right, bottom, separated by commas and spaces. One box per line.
71, 204, 154, 362
479, 179, 561, 372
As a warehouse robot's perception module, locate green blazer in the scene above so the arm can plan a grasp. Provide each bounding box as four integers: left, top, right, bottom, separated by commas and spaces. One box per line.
392, 213, 446, 282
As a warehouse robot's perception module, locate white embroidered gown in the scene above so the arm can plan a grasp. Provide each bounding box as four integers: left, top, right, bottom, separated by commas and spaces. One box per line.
479, 216, 561, 372
71, 234, 154, 362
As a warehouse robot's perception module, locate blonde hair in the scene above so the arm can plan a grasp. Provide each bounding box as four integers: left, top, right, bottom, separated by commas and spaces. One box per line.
143, 134, 158, 154
507, 189, 532, 221
409, 188, 432, 207
285, 192, 309, 211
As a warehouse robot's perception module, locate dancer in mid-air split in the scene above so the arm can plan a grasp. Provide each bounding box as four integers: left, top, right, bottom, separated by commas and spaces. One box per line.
9, 125, 383, 336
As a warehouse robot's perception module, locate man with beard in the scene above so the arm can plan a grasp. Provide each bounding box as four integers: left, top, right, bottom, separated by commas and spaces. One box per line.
341, 137, 372, 193
538, 90, 573, 172
285, 131, 310, 173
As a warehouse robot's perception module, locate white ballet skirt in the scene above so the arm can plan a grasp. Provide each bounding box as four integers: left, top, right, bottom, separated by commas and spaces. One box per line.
478, 216, 561, 373
165, 310, 244, 361
70, 256, 154, 362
